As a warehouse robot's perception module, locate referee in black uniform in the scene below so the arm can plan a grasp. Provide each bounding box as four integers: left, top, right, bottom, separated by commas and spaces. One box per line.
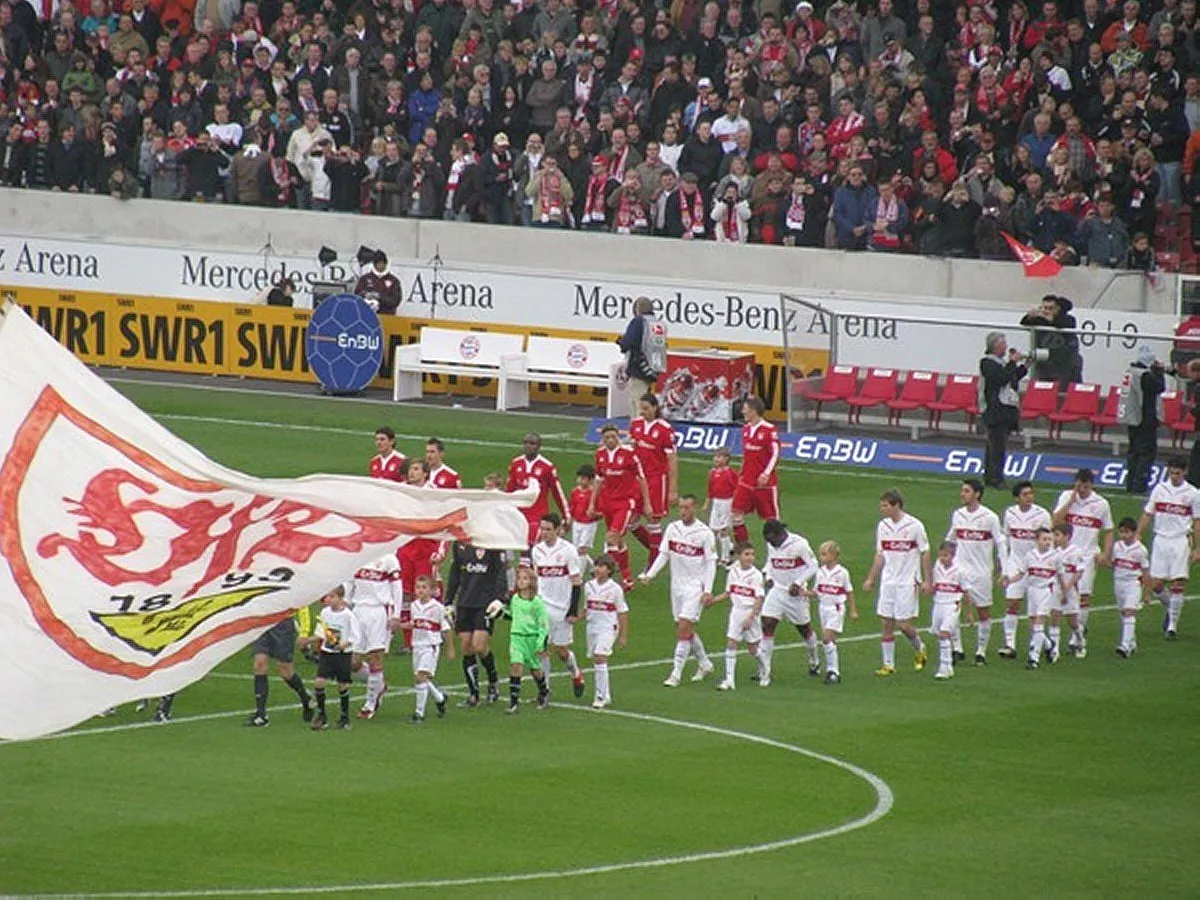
445, 541, 509, 707
247, 617, 314, 727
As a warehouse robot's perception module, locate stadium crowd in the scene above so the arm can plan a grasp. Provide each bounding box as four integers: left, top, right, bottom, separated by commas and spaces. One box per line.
1, 0, 1199, 265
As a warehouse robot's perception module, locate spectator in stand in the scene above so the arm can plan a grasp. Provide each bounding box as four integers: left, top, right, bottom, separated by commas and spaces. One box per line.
1077, 191, 1131, 267
833, 165, 876, 250
863, 174, 908, 252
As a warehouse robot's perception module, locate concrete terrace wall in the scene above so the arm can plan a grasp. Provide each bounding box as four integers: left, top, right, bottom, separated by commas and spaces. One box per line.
0, 187, 1175, 314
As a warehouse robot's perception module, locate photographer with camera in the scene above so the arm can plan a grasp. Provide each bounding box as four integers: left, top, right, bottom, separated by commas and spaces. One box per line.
1020, 293, 1082, 387
1122, 345, 1168, 494
980, 332, 1029, 489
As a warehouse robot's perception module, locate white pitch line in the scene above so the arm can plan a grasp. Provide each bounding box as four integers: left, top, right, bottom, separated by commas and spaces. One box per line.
15, 710, 894, 899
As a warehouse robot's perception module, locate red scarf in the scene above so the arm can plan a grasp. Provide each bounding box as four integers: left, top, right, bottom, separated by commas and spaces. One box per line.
539, 171, 563, 221
785, 193, 806, 231
269, 156, 292, 204
722, 202, 740, 241
584, 173, 607, 223
679, 188, 705, 236
614, 188, 647, 233
607, 145, 629, 182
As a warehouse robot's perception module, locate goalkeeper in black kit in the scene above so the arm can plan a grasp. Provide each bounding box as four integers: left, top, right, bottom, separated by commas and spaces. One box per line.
444, 541, 510, 707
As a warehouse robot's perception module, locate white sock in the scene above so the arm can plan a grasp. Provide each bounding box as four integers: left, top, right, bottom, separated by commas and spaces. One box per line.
541, 652, 552, 675
939, 636, 953, 671
1168, 592, 1184, 631
977, 619, 992, 654
565, 650, 580, 677
594, 663, 609, 701
427, 680, 445, 703
1049, 625, 1060, 650
951, 621, 963, 654
881, 639, 896, 668
1003, 613, 1018, 649
691, 635, 711, 666
752, 648, 765, 679
1121, 616, 1136, 648
724, 646, 737, 683
823, 641, 839, 675
760, 635, 775, 677
352, 665, 369, 684
1072, 625, 1086, 649
805, 631, 819, 664
718, 534, 732, 559
1079, 605, 1090, 629
367, 670, 384, 709
1029, 624, 1045, 661
672, 640, 689, 678
415, 681, 429, 716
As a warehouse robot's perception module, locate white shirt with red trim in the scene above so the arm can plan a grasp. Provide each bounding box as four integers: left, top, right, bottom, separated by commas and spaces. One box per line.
1112, 538, 1149, 585
584, 578, 628, 628
1143, 480, 1200, 539
344, 553, 403, 608
409, 598, 452, 648
530, 538, 582, 614
947, 504, 1004, 576
643, 518, 717, 590
813, 563, 853, 606
1003, 503, 1052, 573
1055, 489, 1114, 551
875, 513, 930, 588
725, 561, 765, 610
931, 560, 966, 605
766, 532, 817, 588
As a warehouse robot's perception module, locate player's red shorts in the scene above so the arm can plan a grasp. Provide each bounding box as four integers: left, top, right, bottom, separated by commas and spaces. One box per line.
596, 492, 637, 534
732, 483, 779, 520
644, 473, 669, 519
398, 539, 438, 595
522, 512, 541, 548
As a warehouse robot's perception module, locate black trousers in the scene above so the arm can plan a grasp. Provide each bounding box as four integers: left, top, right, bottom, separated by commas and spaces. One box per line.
1125, 424, 1158, 493
984, 422, 1011, 486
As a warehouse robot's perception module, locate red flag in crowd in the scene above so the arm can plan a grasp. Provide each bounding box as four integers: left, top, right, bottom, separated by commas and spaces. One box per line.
1001, 232, 1063, 278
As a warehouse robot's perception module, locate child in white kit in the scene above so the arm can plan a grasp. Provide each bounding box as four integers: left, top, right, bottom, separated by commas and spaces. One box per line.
1050, 523, 1085, 661
399, 574, 456, 723
930, 541, 967, 680
808, 540, 857, 685
706, 542, 765, 690
1111, 517, 1149, 657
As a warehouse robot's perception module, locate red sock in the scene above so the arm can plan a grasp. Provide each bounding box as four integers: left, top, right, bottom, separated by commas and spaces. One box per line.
647, 528, 663, 567
733, 523, 749, 543
614, 547, 632, 582
400, 607, 413, 648
631, 524, 652, 549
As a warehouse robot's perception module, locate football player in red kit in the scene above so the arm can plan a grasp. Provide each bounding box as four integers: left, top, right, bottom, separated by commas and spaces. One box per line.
425, 437, 463, 489
588, 423, 651, 588
629, 393, 678, 568
369, 427, 406, 481
506, 433, 570, 547
396, 458, 447, 649
732, 397, 781, 543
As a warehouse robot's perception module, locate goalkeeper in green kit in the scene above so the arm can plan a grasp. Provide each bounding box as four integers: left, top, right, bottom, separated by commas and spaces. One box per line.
488, 566, 551, 713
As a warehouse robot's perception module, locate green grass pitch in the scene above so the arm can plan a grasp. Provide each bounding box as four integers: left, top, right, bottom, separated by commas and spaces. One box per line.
1, 381, 1198, 899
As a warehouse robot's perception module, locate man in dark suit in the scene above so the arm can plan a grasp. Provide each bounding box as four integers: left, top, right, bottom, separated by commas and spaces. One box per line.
980, 332, 1029, 489
652, 169, 685, 237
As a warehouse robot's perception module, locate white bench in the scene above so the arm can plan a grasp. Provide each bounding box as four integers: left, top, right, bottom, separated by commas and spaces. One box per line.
393, 326, 525, 401
497, 336, 627, 417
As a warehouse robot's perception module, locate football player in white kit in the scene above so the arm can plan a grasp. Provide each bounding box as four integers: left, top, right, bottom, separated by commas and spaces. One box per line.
1050, 523, 1086, 661
809, 541, 857, 684
1052, 468, 1114, 645
344, 551, 403, 719
998, 481, 1052, 659
402, 575, 455, 723
929, 541, 967, 680
583, 555, 629, 709
760, 519, 820, 686
945, 479, 1005, 666
530, 513, 587, 698
1002, 527, 1063, 670
639, 494, 717, 687
1136, 456, 1200, 639
863, 490, 931, 676
1111, 517, 1150, 657
705, 542, 766, 691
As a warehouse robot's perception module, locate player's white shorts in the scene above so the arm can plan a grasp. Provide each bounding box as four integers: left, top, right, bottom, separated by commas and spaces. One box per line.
1004, 568, 1027, 601
353, 605, 391, 654
876, 583, 919, 621
708, 498, 733, 532
962, 570, 994, 607
572, 521, 599, 553
930, 601, 961, 636
548, 612, 574, 647
412, 645, 440, 675
670, 585, 704, 623
1150, 535, 1190, 581
1115, 581, 1143, 612
762, 585, 812, 625
1027, 587, 1055, 618
726, 605, 763, 644
818, 601, 846, 634
1077, 553, 1099, 595
1056, 587, 1080, 616
586, 624, 617, 658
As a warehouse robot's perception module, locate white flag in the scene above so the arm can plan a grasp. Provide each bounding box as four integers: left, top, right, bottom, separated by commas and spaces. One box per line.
0, 302, 534, 740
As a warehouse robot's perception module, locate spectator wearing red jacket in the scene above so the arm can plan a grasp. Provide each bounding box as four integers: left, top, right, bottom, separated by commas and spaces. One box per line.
1101, 0, 1151, 52
912, 130, 958, 183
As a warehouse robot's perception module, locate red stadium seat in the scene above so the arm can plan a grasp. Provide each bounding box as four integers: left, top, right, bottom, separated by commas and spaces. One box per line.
846, 368, 900, 423
1088, 386, 1121, 441
1020, 381, 1060, 426
927, 374, 980, 430
807, 365, 859, 420
886, 370, 939, 427
1161, 391, 1189, 447
1047, 382, 1101, 439
1172, 412, 1196, 447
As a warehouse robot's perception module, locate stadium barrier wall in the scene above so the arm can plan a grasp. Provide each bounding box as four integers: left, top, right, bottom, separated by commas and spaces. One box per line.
0, 188, 1175, 313
585, 418, 1172, 489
